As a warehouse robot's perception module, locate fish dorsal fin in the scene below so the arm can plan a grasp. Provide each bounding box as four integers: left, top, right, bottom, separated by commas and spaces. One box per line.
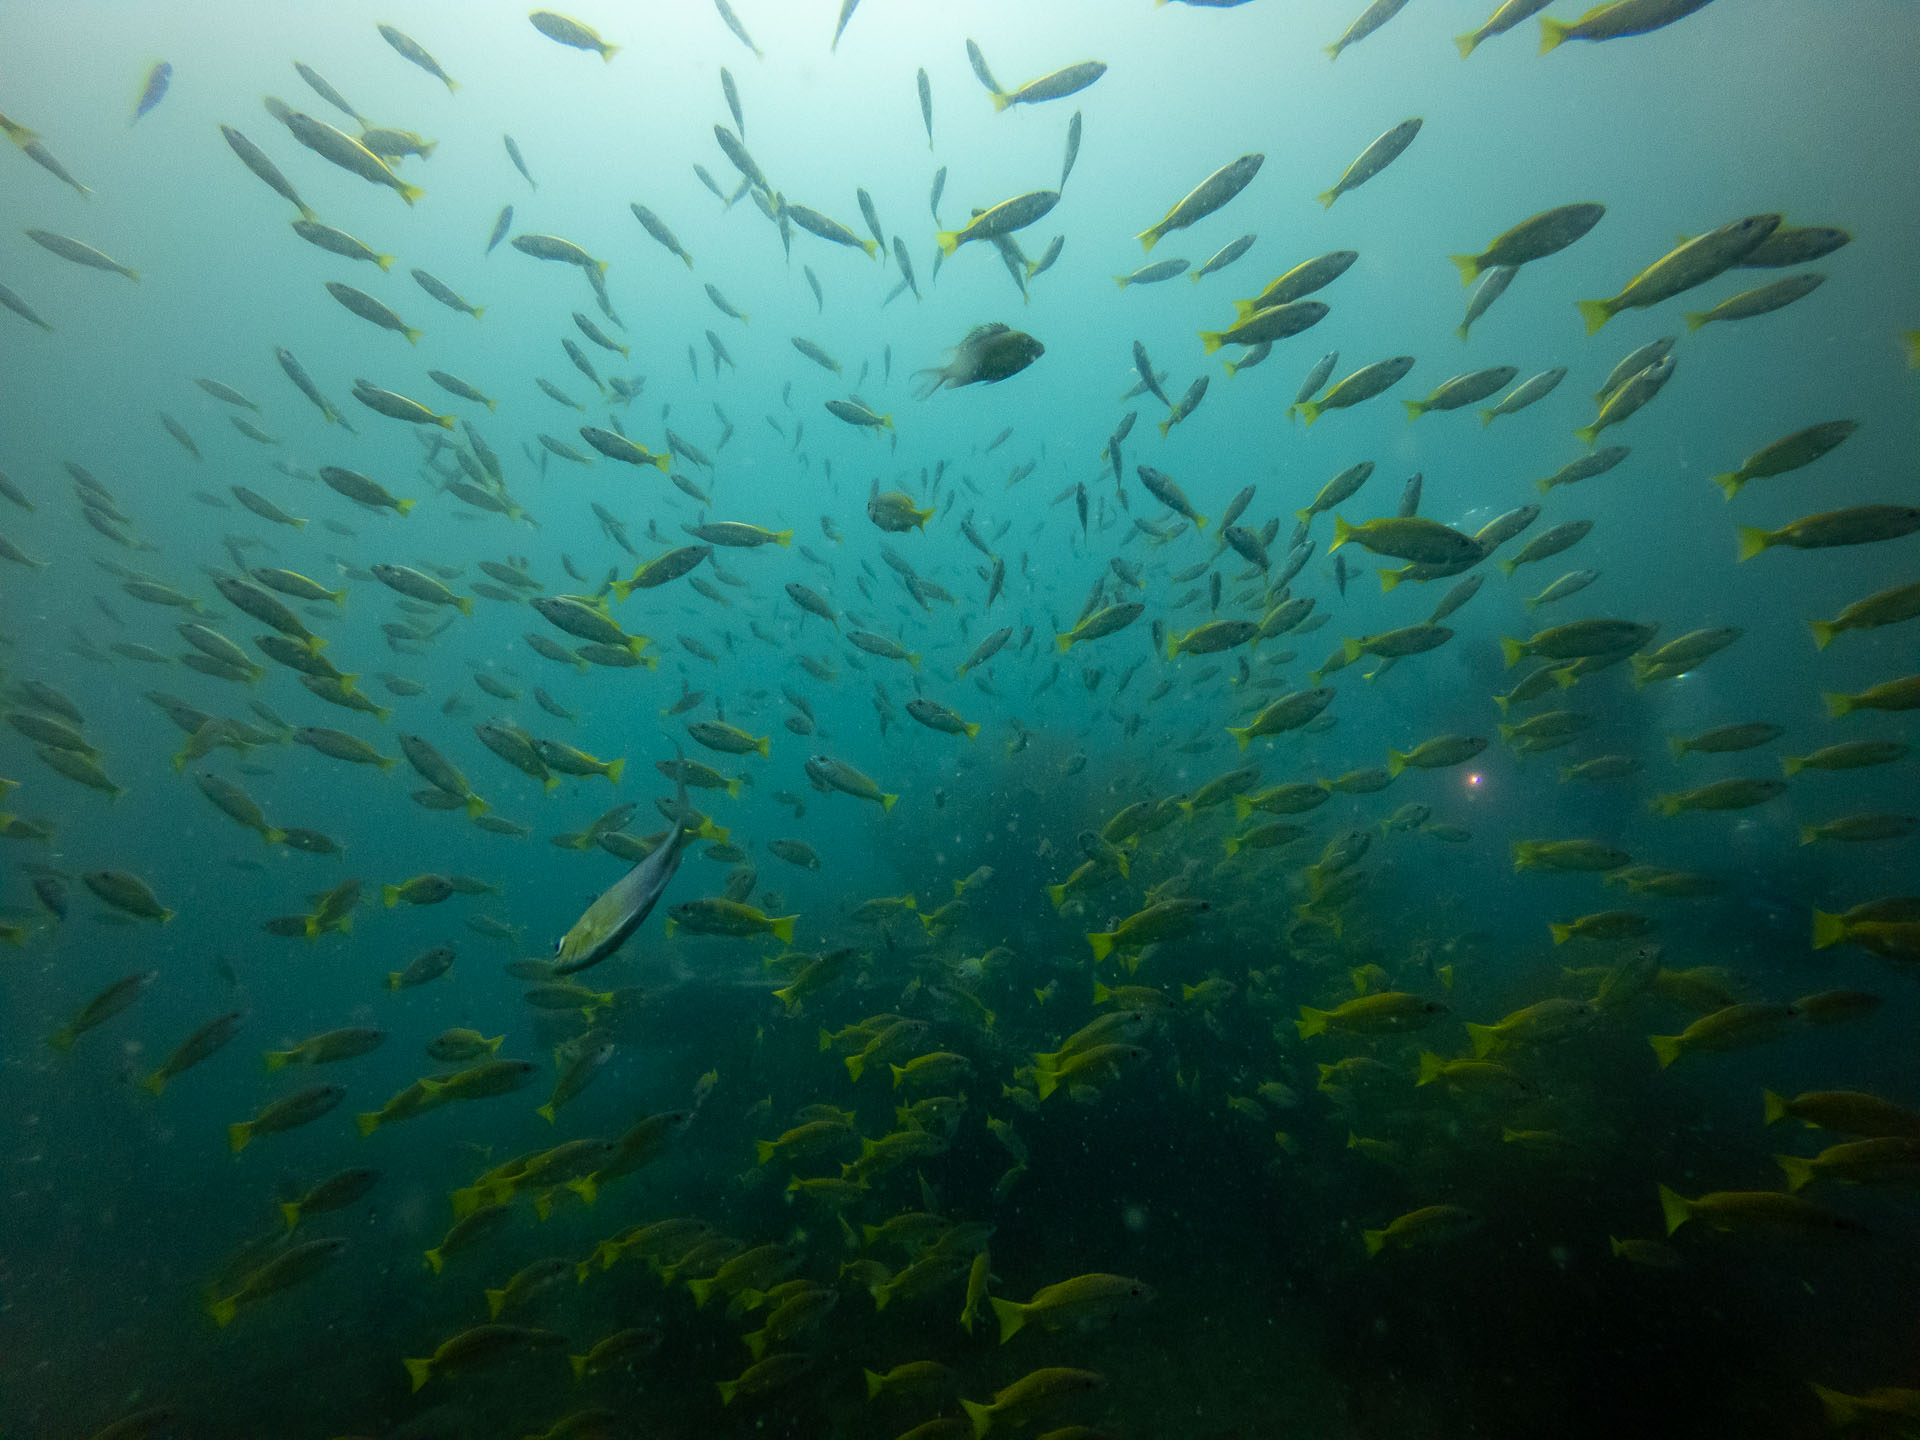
963, 322, 1011, 345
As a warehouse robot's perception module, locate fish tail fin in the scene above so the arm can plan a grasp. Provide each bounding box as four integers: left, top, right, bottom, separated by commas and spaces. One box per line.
140, 1069, 168, 1096
1455, 31, 1481, 58
935, 231, 960, 256
1549, 922, 1573, 945
404, 1357, 433, 1392
1572, 423, 1601, 447
1736, 526, 1773, 562
1813, 1386, 1863, 1430
1655, 1184, 1690, 1237
1362, 1229, 1387, 1257
1648, 1034, 1683, 1069
1416, 1052, 1446, 1087
1539, 16, 1571, 53
1402, 400, 1426, 421
1574, 299, 1612, 334
210, 1296, 239, 1328
1448, 254, 1480, 286
1499, 637, 1527, 668
1807, 618, 1837, 649
1316, 188, 1338, 210
962, 1398, 996, 1438
1762, 1089, 1790, 1126
1776, 1154, 1816, 1192
1464, 1022, 1500, 1059
1295, 1006, 1327, 1039
770, 914, 797, 942
227, 1122, 252, 1153
1810, 909, 1847, 950
1086, 931, 1115, 963
1683, 310, 1708, 333
990, 1296, 1027, 1344
1227, 725, 1252, 751
355, 1111, 382, 1136
1822, 691, 1854, 719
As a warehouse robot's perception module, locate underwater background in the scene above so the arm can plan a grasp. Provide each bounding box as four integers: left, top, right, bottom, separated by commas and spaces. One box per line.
2, 1, 1918, 1437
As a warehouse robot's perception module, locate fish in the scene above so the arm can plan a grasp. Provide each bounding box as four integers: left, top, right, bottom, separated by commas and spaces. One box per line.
937, 191, 1060, 255
132, 61, 173, 124
286, 111, 422, 205
916, 325, 1045, 396
1327, 0, 1416, 59
1577, 214, 1781, 333
1138, 154, 1263, 251
1457, 0, 1557, 56
1318, 120, 1420, 207
1293, 356, 1416, 426
1542, 0, 1721, 52
991, 61, 1107, 112
25, 230, 138, 282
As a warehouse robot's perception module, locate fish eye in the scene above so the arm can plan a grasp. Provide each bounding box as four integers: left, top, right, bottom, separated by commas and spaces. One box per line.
550, 936, 563, 954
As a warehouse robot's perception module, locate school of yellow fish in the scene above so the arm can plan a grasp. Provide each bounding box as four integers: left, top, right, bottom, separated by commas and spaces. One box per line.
4, 1, 1919, 1438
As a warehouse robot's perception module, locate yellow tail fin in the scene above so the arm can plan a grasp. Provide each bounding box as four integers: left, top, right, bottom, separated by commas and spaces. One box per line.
1810, 909, 1848, 950
1775, 1154, 1815, 1192
1656, 1183, 1691, 1235
991, 1296, 1026, 1344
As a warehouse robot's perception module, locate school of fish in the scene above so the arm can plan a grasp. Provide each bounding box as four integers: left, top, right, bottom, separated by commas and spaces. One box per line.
3, 2, 1919, 1439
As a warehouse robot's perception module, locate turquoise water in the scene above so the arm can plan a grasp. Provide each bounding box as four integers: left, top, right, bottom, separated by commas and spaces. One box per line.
3, 2, 1919, 1436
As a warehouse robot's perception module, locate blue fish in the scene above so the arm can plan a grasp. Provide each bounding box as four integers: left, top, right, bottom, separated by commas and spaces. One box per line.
133, 60, 172, 123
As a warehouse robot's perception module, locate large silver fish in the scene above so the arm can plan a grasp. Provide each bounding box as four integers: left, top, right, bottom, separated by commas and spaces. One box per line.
550, 751, 689, 974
